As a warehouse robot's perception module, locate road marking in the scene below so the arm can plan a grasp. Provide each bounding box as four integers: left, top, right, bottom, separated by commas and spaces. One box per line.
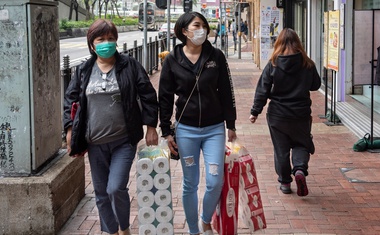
60, 43, 87, 49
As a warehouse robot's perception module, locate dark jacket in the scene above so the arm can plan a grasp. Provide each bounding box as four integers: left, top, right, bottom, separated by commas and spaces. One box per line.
159, 41, 236, 136
251, 53, 321, 119
63, 52, 158, 156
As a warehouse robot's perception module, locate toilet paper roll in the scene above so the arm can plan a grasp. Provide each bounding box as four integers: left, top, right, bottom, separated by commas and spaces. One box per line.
138, 207, 156, 224
154, 189, 172, 206
153, 173, 170, 190
139, 223, 156, 235
155, 206, 173, 223
153, 156, 170, 173
137, 175, 154, 191
137, 158, 154, 175
137, 191, 155, 207
156, 222, 174, 235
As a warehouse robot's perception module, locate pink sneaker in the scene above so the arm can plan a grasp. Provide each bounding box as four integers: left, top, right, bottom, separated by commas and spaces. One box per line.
295, 170, 308, 196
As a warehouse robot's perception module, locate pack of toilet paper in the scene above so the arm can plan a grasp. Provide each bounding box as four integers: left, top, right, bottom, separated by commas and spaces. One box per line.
136, 143, 174, 235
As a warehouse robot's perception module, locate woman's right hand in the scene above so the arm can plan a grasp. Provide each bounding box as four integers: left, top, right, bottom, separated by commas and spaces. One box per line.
165, 135, 178, 156
65, 127, 82, 157
249, 115, 258, 123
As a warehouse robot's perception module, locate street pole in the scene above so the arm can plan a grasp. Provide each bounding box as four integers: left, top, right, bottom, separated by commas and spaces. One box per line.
238, 3, 241, 59
143, 0, 148, 69
167, 0, 171, 51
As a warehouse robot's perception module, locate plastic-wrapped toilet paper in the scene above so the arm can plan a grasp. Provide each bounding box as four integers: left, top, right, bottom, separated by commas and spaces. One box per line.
137, 175, 154, 191
137, 158, 154, 175
138, 207, 155, 224
153, 173, 170, 190
156, 222, 174, 235
139, 223, 156, 235
137, 191, 155, 207
155, 206, 173, 223
153, 156, 169, 173
154, 189, 172, 206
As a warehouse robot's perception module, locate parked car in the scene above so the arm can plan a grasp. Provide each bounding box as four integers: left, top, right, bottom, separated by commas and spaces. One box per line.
158, 23, 175, 39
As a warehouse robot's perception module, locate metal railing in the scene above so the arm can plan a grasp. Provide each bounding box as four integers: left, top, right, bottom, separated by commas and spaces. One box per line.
62, 36, 167, 79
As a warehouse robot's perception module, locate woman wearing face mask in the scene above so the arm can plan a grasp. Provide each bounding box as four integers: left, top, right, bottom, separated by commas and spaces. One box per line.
158, 12, 237, 235
63, 19, 159, 235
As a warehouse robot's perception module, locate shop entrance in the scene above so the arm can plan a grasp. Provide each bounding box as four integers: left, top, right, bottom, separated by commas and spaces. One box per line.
284, 0, 308, 50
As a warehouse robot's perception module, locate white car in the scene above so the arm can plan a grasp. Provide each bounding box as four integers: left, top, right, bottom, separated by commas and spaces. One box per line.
158, 23, 175, 39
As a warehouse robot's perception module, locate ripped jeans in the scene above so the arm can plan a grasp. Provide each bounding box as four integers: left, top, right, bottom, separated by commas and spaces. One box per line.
176, 122, 226, 234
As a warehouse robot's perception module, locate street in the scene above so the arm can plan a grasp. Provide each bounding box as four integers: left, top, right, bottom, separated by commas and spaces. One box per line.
59, 30, 160, 67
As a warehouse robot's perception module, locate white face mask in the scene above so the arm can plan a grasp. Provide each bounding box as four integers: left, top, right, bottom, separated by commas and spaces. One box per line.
187, 28, 207, 46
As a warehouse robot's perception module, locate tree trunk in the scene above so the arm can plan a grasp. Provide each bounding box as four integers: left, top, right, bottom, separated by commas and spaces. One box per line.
111, 0, 122, 18
69, 0, 74, 20
84, 0, 91, 20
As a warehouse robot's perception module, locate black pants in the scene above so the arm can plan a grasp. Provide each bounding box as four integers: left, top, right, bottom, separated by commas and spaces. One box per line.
266, 114, 314, 184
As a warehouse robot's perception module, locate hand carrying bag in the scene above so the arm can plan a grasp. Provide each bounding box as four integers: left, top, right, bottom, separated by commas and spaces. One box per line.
212, 145, 240, 235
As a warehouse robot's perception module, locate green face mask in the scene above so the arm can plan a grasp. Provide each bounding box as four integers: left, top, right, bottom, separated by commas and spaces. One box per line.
95, 41, 117, 58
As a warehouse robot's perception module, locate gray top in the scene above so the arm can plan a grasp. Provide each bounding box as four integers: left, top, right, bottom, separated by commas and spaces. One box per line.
85, 62, 128, 144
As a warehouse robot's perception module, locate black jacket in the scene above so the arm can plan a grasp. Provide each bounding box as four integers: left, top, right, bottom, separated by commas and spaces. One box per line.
251, 53, 321, 119
158, 41, 236, 137
63, 53, 158, 155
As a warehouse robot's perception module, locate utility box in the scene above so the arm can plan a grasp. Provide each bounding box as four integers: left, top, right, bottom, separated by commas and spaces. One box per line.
0, 0, 61, 176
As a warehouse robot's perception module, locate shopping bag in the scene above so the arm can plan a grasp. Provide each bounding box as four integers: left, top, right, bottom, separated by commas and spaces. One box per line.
212, 146, 240, 235
238, 151, 267, 231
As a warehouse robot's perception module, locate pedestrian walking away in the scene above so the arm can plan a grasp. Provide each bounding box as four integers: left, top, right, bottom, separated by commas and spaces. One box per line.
249, 28, 321, 197
158, 11, 237, 235
63, 19, 159, 235
212, 23, 219, 45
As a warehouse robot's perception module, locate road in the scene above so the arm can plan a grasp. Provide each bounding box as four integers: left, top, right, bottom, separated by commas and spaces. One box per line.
59, 30, 160, 67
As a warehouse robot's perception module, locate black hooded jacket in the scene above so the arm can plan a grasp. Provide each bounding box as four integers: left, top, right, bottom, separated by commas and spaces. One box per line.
63, 53, 158, 156
251, 53, 321, 119
159, 41, 236, 136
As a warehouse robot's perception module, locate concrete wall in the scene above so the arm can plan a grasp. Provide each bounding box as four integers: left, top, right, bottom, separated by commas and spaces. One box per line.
0, 155, 85, 234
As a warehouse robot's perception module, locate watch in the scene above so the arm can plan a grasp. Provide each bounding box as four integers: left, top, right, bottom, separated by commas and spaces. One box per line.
229, 128, 236, 132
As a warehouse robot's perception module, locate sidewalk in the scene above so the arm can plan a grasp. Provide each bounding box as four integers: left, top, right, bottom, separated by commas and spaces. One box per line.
58, 42, 380, 235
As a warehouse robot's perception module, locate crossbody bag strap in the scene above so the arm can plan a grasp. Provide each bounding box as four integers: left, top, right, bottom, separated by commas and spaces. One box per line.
175, 64, 205, 128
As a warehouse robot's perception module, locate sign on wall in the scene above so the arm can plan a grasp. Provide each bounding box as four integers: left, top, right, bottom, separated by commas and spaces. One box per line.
260, 3, 281, 68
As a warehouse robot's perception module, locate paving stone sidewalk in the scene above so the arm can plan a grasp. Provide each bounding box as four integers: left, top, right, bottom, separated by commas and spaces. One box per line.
59, 42, 380, 235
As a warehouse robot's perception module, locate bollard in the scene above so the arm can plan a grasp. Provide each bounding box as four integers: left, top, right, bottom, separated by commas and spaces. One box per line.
62, 55, 71, 93
123, 42, 127, 52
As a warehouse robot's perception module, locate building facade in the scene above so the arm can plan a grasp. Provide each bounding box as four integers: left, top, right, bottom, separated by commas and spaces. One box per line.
247, 0, 380, 138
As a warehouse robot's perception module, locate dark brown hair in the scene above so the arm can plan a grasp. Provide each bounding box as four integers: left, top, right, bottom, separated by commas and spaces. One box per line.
270, 28, 314, 68
87, 19, 118, 55
174, 12, 210, 44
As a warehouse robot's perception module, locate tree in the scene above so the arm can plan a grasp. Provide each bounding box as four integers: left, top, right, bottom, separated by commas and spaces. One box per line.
110, 0, 122, 18
83, 0, 92, 20
69, 0, 79, 21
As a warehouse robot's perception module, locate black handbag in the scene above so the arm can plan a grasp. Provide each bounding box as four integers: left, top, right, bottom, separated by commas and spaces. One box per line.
170, 126, 180, 160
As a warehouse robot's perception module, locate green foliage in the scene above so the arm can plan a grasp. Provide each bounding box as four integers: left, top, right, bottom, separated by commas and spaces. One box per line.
59, 17, 138, 30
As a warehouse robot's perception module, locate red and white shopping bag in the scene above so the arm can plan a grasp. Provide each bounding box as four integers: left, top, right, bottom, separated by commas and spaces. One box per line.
238, 152, 267, 231
212, 146, 240, 235
213, 142, 266, 233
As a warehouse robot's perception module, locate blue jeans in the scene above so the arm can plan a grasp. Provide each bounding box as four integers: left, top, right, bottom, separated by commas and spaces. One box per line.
176, 122, 226, 234
87, 137, 136, 234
